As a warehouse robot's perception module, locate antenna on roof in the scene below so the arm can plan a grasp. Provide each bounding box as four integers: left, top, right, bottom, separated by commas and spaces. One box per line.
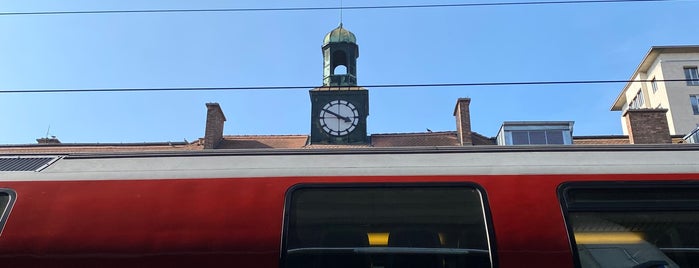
45, 125, 51, 139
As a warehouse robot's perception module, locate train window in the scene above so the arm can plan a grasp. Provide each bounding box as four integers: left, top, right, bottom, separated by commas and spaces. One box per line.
282, 184, 494, 268
0, 189, 16, 236
560, 183, 699, 268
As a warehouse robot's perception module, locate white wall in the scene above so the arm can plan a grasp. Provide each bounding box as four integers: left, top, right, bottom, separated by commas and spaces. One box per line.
620, 52, 699, 136
658, 53, 699, 135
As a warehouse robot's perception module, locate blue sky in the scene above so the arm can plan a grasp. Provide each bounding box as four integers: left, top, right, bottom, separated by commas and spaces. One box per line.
1, 0, 698, 144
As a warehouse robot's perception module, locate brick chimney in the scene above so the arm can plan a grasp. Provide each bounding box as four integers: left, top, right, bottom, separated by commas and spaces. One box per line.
623, 108, 671, 144
204, 103, 226, 149
453, 98, 473, 146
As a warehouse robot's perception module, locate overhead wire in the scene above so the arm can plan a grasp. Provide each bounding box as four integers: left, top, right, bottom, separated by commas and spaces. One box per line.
0, 0, 682, 16
0, 79, 694, 94
0, 0, 690, 94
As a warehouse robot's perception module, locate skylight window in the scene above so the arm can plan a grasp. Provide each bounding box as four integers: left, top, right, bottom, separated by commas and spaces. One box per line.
496, 121, 574, 145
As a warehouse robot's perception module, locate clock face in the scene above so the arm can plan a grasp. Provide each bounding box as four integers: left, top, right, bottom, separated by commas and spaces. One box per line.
319, 100, 360, 136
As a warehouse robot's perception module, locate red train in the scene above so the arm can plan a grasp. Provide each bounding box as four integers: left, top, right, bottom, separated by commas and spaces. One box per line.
1, 145, 699, 268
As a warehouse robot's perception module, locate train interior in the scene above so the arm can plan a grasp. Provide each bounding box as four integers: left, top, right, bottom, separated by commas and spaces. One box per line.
564, 184, 699, 268
283, 186, 492, 268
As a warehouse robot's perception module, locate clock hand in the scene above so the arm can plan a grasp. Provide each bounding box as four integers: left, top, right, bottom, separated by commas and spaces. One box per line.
322, 109, 352, 123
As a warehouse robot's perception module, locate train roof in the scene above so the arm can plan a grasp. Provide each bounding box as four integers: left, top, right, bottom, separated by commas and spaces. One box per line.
1, 144, 699, 181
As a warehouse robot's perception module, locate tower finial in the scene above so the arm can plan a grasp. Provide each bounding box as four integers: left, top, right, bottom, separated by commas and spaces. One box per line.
340, 0, 343, 25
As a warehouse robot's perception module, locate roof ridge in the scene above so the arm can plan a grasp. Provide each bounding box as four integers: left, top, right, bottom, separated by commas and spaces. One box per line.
373, 131, 456, 136
222, 134, 308, 138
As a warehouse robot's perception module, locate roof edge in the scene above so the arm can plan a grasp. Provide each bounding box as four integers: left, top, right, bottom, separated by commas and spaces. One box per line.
53, 143, 699, 160
0, 142, 190, 148
612, 45, 699, 110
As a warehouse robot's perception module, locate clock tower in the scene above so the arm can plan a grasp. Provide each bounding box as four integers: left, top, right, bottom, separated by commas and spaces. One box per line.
310, 24, 369, 144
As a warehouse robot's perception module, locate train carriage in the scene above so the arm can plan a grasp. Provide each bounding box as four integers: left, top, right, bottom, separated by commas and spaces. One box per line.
1, 144, 699, 267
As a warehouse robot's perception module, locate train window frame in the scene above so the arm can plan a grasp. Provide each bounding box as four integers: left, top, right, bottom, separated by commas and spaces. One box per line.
0, 188, 17, 237
558, 181, 699, 268
280, 182, 498, 268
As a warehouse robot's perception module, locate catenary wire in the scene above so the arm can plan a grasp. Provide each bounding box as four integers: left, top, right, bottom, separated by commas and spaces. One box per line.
0, 79, 693, 94
0, 0, 682, 16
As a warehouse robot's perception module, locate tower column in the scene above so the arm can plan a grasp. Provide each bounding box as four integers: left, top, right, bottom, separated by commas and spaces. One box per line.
322, 24, 359, 87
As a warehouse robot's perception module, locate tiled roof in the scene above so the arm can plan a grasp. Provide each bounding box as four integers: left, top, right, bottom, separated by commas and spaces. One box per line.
303, 144, 373, 149
0, 142, 200, 154
573, 136, 630, 145
2, 133, 686, 155
371, 131, 495, 147
371, 131, 459, 147
471, 132, 497, 145
216, 135, 309, 149
573, 135, 687, 145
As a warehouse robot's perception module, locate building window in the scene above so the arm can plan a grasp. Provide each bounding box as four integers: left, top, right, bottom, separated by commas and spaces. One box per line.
651, 77, 658, 93
560, 182, 699, 268
283, 184, 493, 268
685, 67, 699, 86
511, 130, 564, 145
496, 121, 574, 145
691, 95, 699, 115
629, 89, 645, 109
684, 127, 699, 143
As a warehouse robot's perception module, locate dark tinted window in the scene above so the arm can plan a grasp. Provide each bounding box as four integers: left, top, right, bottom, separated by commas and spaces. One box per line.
0, 194, 9, 210
510, 130, 567, 145
511, 131, 529, 145
545, 130, 564, 144
529, 131, 546, 144
283, 185, 493, 268
561, 183, 699, 268
0, 189, 16, 236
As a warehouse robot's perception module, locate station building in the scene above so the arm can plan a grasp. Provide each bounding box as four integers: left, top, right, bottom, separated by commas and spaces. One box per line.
0, 26, 691, 155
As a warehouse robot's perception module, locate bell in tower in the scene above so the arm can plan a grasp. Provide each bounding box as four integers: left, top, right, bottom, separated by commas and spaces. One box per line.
322, 23, 359, 87
310, 24, 369, 144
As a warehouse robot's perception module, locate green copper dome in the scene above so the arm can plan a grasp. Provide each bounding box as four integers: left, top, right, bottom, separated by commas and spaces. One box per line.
323, 23, 357, 46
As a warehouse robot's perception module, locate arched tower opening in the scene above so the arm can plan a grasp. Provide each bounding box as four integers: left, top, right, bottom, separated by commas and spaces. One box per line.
332, 51, 348, 75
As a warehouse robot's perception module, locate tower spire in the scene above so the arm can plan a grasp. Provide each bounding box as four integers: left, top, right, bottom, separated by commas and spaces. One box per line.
339, 0, 343, 25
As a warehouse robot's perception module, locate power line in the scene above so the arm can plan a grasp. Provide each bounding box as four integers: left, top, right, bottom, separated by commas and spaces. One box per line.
0, 79, 693, 94
0, 0, 681, 16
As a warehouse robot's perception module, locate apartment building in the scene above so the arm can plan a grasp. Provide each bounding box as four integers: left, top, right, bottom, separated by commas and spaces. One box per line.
612, 46, 699, 136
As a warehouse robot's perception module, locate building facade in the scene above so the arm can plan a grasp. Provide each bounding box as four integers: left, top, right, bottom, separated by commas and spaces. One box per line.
0, 32, 689, 155
612, 46, 699, 136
